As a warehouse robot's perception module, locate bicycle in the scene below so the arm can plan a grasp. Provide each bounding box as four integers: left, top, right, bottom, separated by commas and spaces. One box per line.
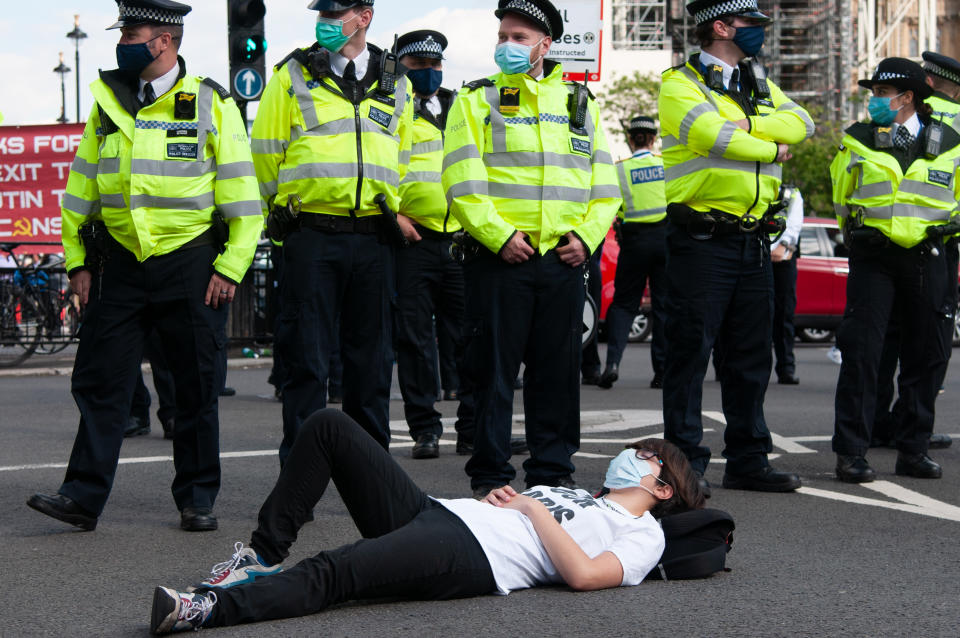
0, 243, 81, 367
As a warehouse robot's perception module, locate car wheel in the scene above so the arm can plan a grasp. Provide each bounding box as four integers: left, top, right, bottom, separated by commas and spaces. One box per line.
628, 311, 652, 343
798, 328, 834, 343
953, 305, 960, 347
582, 295, 598, 349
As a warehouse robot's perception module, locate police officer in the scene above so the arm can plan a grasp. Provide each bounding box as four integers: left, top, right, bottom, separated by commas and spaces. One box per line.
443, 0, 621, 496
659, 0, 813, 495
599, 116, 668, 390
393, 29, 468, 459
831, 58, 959, 483
252, 0, 412, 460
28, 0, 262, 532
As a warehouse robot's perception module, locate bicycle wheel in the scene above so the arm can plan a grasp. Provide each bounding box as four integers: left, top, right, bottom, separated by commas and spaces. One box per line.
0, 291, 42, 367
35, 289, 75, 355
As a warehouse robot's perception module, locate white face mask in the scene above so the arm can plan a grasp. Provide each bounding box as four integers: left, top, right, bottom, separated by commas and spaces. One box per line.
603, 449, 665, 498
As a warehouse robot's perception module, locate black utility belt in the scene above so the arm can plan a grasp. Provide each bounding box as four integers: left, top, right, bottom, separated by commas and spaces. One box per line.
299, 212, 380, 234
621, 218, 668, 231
667, 203, 764, 236
414, 224, 456, 241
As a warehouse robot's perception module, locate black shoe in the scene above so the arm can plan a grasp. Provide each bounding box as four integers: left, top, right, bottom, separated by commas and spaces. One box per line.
597, 364, 618, 389
161, 418, 175, 440
123, 415, 150, 438
777, 373, 800, 385
929, 433, 953, 449
835, 455, 876, 483
528, 475, 577, 490
722, 466, 801, 492
411, 433, 440, 459
456, 437, 528, 456
27, 493, 97, 531
650, 374, 663, 389
442, 389, 459, 401
219, 386, 236, 397
181, 507, 218, 532
697, 475, 712, 499
472, 485, 500, 500
895, 452, 942, 479
581, 374, 601, 386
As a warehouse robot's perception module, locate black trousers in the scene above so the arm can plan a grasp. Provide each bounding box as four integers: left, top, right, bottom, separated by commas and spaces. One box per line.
207, 409, 495, 628
605, 223, 667, 376
461, 250, 583, 488
771, 257, 799, 378
394, 230, 471, 439
276, 228, 393, 463
131, 329, 176, 425
60, 243, 227, 515
581, 243, 603, 377
833, 238, 949, 457
662, 223, 774, 476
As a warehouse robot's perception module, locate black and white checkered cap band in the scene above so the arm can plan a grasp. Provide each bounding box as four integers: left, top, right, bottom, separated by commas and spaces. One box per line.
118, 2, 185, 25
923, 62, 960, 85
397, 37, 444, 59
693, 0, 760, 24
874, 71, 909, 81
629, 119, 657, 132
503, 0, 548, 31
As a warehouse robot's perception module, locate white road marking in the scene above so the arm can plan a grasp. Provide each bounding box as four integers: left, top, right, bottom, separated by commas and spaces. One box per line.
797, 481, 960, 523
771, 433, 818, 454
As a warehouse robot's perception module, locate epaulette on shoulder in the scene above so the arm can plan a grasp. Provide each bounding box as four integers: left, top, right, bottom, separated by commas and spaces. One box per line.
275, 46, 315, 72
202, 77, 231, 101
463, 78, 495, 91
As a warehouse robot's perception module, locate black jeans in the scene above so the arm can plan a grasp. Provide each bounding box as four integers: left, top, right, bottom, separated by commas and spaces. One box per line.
208, 409, 495, 627
662, 223, 774, 476
771, 257, 798, 378
461, 249, 584, 488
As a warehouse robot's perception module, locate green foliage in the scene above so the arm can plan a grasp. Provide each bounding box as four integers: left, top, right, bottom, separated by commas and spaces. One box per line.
595, 70, 661, 145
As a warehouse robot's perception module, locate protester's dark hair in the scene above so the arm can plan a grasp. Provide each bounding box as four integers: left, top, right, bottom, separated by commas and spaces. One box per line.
630, 131, 657, 149
694, 16, 734, 49
627, 438, 706, 517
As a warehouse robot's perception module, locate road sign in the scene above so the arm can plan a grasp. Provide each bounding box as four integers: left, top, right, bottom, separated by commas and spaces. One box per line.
552, 0, 603, 83
233, 68, 264, 101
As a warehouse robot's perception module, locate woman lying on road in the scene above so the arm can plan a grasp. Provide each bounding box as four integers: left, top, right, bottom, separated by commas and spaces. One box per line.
150, 408, 705, 634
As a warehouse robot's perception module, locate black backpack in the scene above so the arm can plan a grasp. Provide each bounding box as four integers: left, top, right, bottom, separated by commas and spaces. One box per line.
646, 508, 735, 580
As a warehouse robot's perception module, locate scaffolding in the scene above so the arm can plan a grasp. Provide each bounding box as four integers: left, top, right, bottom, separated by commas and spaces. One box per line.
610, 0, 670, 50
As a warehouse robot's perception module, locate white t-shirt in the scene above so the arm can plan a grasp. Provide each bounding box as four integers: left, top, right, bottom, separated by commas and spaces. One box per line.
435, 486, 665, 594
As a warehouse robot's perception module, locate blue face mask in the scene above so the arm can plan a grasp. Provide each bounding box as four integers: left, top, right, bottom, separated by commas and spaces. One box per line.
494, 38, 544, 76
868, 94, 903, 126
116, 35, 160, 75
604, 449, 660, 492
407, 68, 443, 97
315, 14, 359, 53
732, 25, 765, 57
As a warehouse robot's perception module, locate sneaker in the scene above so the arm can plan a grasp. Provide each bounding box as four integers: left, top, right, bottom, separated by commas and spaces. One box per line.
151, 587, 217, 635
826, 346, 842, 365
187, 542, 281, 592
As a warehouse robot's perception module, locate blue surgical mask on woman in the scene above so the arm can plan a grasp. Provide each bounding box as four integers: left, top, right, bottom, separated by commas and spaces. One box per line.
868, 93, 904, 126
116, 35, 161, 75
407, 68, 443, 97
732, 25, 765, 57
315, 13, 359, 53
494, 37, 544, 76
604, 449, 659, 494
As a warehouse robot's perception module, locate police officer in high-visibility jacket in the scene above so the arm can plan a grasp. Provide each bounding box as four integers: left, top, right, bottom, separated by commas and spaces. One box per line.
831, 58, 959, 483
599, 116, 668, 391
27, 0, 262, 533
923, 52, 960, 132
393, 29, 469, 459
443, 0, 621, 497
658, 0, 813, 495
252, 0, 413, 460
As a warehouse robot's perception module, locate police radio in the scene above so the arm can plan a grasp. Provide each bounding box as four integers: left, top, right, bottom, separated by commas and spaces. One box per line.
378, 34, 400, 96
745, 58, 771, 100
568, 67, 590, 135
925, 121, 943, 158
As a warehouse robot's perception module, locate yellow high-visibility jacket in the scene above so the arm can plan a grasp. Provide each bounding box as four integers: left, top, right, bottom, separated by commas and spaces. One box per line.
251, 44, 413, 219
831, 120, 960, 248
61, 59, 262, 283
616, 151, 667, 224
927, 92, 960, 133
442, 61, 621, 254
658, 55, 814, 217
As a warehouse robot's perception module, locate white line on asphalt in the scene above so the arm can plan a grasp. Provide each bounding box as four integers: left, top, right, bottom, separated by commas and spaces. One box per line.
703, 411, 727, 425
770, 433, 818, 454
797, 482, 960, 523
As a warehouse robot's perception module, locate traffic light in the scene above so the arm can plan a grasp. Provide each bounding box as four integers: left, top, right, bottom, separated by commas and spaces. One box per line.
227, 0, 267, 103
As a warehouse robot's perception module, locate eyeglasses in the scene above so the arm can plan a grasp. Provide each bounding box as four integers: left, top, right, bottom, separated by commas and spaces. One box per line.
636, 449, 669, 487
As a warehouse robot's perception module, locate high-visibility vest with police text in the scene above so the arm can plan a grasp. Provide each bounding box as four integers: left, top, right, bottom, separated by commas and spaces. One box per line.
616, 152, 667, 224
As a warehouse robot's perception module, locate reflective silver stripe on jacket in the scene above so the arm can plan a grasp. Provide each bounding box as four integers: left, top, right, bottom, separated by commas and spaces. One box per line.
99, 157, 121, 175
278, 162, 399, 188
590, 184, 621, 200
131, 157, 217, 178
861, 204, 952, 221
289, 61, 321, 130
484, 84, 508, 153
776, 100, 816, 137
71, 156, 99, 179
446, 179, 489, 204
624, 207, 666, 220
616, 162, 634, 212
251, 138, 286, 154
216, 161, 257, 180
898, 178, 957, 204
679, 66, 719, 109
850, 181, 893, 200
443, 145, 481, 171
678, 102, 714, 147
401, 170, 442, 185
665, 155, 782, 181
63, 193, 101, 216
488, 183, 590, 203
197, 81, 214, 153
483, 151, 591, 172
218, 199, 263, 218
387, 75, 408, 136
412, 140, 444, 155
129, 192, 216, 211
100, 193, 126, 209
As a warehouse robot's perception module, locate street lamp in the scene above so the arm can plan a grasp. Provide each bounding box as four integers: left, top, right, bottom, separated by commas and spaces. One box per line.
66, 14, 87, 123
54, 52, 71, 124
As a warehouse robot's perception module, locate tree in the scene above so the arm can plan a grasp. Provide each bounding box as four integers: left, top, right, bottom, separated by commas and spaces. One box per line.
595, 70, 661, 146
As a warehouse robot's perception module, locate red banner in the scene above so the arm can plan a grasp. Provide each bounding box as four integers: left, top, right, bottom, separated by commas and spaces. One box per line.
0, 123, 85, 252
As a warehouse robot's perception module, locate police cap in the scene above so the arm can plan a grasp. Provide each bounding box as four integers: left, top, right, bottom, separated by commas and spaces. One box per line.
922, 51, 960, 87
858, 57, 933, 100
107, 0, 191, 30
396, 30, 447, 61
495, 0, 564, 39
685, 0, 770, 26
628, 116, 658, 134
307, 0, 374, 11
